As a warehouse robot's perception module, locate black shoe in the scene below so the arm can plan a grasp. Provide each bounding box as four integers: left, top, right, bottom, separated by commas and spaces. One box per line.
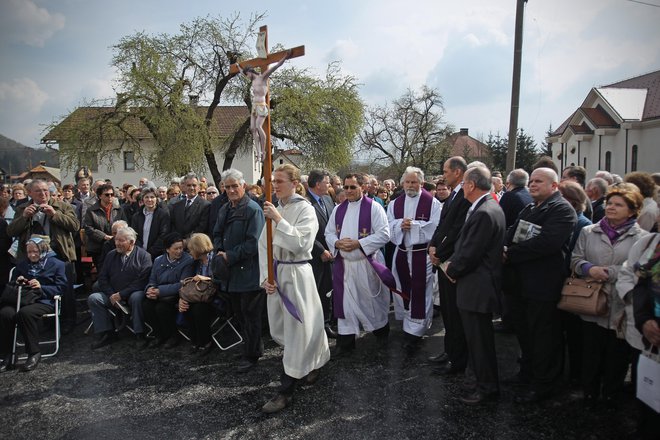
91, 331, 117, 350
459, 390, 500, 405
402, 334, 421, 353
324, 324, 338, 339
262, 394, 292, 414
514, 389, 552, 404
21, 353, 41, 372
428, 352, 449, 364
305, 369, 321, 385
236, 359, 257, 373
197, 342, 215, 357
431, 361, 464, 376
0, 355, 14, 373
331, 346, 354, 359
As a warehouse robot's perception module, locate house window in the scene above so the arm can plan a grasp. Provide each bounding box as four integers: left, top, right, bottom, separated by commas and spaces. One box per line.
605, 151, 612, 172
80, 153, 98, 172
583, 158, 587, 168
124, 151, 135, 171
631, 145, 638, 171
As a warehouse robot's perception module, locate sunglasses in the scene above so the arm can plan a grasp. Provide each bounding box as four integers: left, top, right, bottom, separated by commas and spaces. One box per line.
343, 185, 358, 190
102, 193, 115, 197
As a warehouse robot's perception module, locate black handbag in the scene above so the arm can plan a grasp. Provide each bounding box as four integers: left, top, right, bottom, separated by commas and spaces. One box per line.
0, 282, 43, 307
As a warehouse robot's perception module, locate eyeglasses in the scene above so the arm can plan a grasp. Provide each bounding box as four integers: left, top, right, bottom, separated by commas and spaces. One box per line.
343, 185, 358, 190
102, 193, 115, 197
272, 179, 291, 185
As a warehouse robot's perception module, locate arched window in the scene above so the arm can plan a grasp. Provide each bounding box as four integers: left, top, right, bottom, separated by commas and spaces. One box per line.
631, 145, 638, 171
605, 151, 612, 172
583, 158, 587, 168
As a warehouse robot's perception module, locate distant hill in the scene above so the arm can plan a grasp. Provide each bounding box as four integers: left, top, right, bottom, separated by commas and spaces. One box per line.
0, 134, 59, 175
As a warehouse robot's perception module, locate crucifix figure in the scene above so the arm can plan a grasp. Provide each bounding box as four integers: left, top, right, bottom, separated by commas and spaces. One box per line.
236, 50, 291, 162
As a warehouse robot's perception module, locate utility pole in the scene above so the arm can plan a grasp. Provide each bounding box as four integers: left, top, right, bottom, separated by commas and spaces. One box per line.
506, 0, 528, 174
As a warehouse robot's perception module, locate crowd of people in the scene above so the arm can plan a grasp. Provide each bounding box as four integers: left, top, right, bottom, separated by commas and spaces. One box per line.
0, 159, 659, 433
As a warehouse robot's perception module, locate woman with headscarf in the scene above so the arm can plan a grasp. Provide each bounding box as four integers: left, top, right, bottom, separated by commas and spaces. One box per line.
0, 236, 67, 372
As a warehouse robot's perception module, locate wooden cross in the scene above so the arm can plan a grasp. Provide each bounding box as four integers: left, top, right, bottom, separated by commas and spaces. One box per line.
230, 25, 304, 283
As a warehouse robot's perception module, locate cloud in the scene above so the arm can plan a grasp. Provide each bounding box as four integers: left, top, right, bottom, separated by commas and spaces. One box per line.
0, 0, 65, 47
325, 39, 360, 63
0, 77, 48, 113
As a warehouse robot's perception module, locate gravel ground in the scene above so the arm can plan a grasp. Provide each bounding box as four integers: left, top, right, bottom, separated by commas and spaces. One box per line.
0, 310, 640, 440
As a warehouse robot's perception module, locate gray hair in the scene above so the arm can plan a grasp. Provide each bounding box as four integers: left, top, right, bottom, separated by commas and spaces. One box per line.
115, 226, 137, 242
400, 166, 425, 185
507, 169, 529, 188
464, 166, 492, 191
220, 168, 245, 185
111, 220, 128, 234
183, 173, 198, 183
586, 178, 608, 197
594, 170, 614, 185
467, 160, 487, 169
157, 186, 168, 192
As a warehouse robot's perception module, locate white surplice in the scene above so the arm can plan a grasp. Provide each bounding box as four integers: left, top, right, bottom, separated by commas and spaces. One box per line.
325, 196, 391, 335
387, 193, 441, 336
259, 196, 330, 379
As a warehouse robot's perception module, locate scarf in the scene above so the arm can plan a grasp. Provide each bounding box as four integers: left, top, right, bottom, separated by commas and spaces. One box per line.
599, 216, 637, 244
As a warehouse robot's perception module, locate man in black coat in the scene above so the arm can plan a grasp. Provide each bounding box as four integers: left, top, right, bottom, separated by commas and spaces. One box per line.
305, 169, 337, 338
504, 167, 577, 403
170, 174, 210, 239
586, 177, 607, 223
499, 169, 533, 229
444, 166, 506, 405
428, 156, 472, 375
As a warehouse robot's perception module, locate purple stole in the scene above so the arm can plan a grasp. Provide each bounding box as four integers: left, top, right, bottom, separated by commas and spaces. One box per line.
332, 196, 401, 319
392, 189, 433, 319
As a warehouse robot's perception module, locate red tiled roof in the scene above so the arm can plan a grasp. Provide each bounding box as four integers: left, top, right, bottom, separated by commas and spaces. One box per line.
602, 69, 660, 121
579, 105, 618, 128
42, 105, 249, 142
551, 113, 574, 136
569, 122, 594, 135
447, 131, 490, 158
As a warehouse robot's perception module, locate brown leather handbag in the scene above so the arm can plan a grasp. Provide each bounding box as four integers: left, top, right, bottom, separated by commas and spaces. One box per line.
179, 277, 216, 303
557, 274, 607, 316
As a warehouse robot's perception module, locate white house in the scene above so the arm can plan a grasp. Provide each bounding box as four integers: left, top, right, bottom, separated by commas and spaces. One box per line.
42, 105, 263, 186
547, 69, 660, 179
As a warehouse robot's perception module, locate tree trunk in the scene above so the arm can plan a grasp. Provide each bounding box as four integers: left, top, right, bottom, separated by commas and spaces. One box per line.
219, 117, 250, 182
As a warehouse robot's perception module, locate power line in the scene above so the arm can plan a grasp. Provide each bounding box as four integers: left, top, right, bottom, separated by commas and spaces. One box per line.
626, 0, 660, 8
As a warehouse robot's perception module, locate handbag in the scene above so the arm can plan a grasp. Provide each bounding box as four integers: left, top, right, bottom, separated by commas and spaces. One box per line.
179, 277, 216, 303
637, 348, 660, 413
557, 274, 607, 316
0, 282, 43, 307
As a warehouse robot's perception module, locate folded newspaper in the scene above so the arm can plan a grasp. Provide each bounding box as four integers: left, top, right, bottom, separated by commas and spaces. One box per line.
512, 220, 542, 243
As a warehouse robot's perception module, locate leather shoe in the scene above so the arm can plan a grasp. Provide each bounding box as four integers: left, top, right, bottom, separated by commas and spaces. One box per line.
21, 353, 41, 372
0, 355, 14, 373
262, 394, 292, 414
91, 331, 118, 350
305, 369, 321, 385
324, 325, 338, 339
331, 346, 354, 359
514, 389, 552, 404
431, 361, 464, 376
427, 352, 449, 364
459, 390, 499, 405
236, 359, 257, 373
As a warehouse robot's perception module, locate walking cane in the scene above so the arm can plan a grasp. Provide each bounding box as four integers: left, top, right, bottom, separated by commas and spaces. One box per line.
11, 283, 23, 366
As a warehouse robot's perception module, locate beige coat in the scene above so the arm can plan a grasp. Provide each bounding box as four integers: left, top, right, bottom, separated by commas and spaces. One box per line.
571, 222, 648, 330
616, 233, 659, 350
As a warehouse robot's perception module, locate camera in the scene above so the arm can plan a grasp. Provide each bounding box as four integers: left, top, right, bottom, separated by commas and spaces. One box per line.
16, 278, 30, 286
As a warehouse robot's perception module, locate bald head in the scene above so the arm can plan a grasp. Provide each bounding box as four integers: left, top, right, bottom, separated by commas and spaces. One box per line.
529, 168, 559, 203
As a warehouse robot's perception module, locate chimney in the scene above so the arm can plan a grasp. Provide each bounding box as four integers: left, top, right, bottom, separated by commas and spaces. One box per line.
39, 161, 46, 166
189, 94, 199, 106
460, 128, 469, 136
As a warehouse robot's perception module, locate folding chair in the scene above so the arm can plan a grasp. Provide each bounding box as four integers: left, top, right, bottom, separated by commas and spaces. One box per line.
8, 268, 61, 363
176, 296, 243, 350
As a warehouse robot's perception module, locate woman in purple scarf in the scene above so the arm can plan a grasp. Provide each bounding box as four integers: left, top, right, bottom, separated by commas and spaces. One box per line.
571, 184, 648, 405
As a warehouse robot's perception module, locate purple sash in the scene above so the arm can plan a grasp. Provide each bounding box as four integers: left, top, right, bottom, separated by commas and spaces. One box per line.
393, 189, 433, 319
273, 260, 304, 323
332, 196, 404, 319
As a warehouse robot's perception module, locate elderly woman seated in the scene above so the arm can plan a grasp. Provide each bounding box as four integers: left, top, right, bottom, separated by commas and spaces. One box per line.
0, 236, 67, 372
87, 226, 152, 349
178, 233, 217, 356
141, 232, 194, 349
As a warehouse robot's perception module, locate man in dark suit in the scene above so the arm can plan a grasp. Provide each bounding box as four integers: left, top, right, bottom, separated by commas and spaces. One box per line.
499, 169, 533, 229
585, 177, 607, 223
170, 174, 210, 239
504, 167, 577, 403
428, 156, 472, 375
306, 169, 337, 338
444, 166, 506, 405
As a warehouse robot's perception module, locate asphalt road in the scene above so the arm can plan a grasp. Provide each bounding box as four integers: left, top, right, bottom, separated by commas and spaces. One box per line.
0, 312, 640, 440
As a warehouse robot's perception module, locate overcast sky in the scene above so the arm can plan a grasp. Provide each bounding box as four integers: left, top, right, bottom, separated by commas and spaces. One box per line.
1, 0, 659, 153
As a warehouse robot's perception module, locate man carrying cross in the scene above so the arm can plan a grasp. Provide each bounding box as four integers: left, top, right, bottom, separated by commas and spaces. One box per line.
387, 167, 441, 353
325, 173, 391, 357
